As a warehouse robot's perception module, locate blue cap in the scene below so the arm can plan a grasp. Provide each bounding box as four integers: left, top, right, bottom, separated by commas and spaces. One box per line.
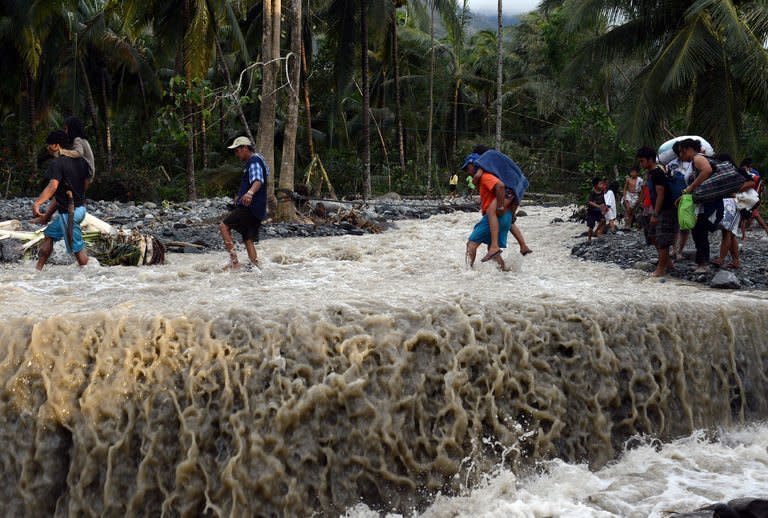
461, 152, 481, 170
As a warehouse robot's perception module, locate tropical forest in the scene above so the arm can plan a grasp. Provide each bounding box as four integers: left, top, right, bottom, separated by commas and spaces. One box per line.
2, 0, 768, 219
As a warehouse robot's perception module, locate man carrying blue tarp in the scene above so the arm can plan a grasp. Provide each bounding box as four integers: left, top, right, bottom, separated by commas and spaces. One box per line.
463, 146, 531, 268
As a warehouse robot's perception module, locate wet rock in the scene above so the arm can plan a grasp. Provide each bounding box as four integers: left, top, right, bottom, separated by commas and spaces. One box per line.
710, 270, 741, 289
143, 202, 158, 209
551, 218, 564, 224
516, 210, 528, 217
672, 498, 768, 518
632, 261, 655, 272
0, 240, 23, 262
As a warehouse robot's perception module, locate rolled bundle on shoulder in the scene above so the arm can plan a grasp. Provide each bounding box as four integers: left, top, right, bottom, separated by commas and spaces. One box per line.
657, 135, 715, 165
474, 150, 530, 202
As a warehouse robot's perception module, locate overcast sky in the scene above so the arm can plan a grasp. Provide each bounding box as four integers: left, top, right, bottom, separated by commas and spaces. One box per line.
467, 0, 540, 15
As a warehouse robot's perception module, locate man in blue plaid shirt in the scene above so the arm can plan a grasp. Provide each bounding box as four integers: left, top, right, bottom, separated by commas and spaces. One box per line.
219, 136, 269, 269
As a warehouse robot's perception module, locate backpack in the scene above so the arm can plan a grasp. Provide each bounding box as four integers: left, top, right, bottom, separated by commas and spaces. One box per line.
667, 170, 687, 203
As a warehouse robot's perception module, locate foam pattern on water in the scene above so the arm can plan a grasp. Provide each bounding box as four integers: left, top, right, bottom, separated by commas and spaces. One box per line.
0, 298, 766, 515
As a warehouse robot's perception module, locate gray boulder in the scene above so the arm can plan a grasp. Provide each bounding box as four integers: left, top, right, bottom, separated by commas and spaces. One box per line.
710, 270, 741, 289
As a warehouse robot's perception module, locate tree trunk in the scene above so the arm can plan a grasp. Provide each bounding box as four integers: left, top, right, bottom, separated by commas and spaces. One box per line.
101, 68, 114, 178
426, 2, 435, 192
201, 100, 208, 170
392, 6, 406, 174
452, 80, 460, 164
26, 72, 37, 174
361, 0, 371, 199
495, 0, 503, 150
257, 0, 279, 214
301, 42, 315, 160
77, 59, 103, 176
277, 0, 302, 222
183, 0, 195, 200
302, 41, 326, 196
186, 106, 196, 200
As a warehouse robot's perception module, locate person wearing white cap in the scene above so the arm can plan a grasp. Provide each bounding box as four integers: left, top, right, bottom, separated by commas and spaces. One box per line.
219, 136, 269, 269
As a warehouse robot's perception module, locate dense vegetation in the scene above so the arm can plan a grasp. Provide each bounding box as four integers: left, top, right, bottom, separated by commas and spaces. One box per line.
1, 0, 767, 215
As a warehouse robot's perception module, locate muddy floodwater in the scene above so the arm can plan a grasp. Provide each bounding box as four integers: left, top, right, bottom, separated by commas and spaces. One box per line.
1, 206, 766, 516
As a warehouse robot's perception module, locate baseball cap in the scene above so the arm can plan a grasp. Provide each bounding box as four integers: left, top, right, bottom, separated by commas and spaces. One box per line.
461, 152, 480, 170
228, 136, 253, 149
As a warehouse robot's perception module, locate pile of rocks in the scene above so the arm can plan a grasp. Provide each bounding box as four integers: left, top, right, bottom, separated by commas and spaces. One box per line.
570, 227, 768, 290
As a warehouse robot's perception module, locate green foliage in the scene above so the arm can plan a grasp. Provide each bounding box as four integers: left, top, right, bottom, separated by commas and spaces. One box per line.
1, 0, 767, 202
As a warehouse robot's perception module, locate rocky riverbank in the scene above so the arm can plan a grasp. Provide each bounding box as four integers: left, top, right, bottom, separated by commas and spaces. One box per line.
1, 195, 483, 256
570, 224, 768, 290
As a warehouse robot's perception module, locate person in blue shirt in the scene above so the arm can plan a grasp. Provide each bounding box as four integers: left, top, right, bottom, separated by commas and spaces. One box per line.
219, 136, 269, 269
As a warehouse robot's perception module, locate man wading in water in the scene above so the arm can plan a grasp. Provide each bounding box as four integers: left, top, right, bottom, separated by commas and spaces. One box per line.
32, 130, 92, 270
219, 136, 269, 269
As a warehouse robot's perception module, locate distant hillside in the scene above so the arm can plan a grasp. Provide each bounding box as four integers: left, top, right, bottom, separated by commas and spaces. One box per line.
468, 11, 521, 33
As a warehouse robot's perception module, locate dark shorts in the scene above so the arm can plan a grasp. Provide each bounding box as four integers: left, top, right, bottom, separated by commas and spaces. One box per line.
651, 209, 678, 248
449, 184, 457, 192
586, 209, 603, 229
223, 206, 262, 242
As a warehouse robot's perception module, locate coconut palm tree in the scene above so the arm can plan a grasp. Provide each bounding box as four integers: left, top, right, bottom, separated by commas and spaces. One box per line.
547, 0, 768, 153
0, 0, 78, 170
495, 0, 503, 149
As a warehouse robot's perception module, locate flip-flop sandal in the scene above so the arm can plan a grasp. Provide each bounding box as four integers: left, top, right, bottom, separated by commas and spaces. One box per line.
481, 249, 502, 263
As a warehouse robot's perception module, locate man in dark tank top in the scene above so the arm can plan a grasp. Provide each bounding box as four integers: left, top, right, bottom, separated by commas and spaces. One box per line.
32, 130, 92, 270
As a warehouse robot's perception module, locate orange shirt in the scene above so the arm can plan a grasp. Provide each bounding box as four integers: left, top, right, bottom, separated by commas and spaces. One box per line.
478, 172, 502, 214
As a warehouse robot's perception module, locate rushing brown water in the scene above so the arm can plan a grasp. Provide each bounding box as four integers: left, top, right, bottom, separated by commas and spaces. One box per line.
1, 207, 766, 516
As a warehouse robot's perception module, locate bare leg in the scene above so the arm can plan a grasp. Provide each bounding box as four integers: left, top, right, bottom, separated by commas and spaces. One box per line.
727, 232, 740, 268
754, 212, 768, 236
493, 253, 506, 271
510, 224, 531, 254
676, 230, 689, 259
652, 247, 670, 277
244, 239, 259, 266
624, 201, 633, 227
714, 230, 728, 266
740, 218, 747, 240
74, 250, 89, 267
36, 238, 54, 271
466, 241, 480, 268
485, 199, 500, 256
219, 222, 240, 269
596, 219, 606, 236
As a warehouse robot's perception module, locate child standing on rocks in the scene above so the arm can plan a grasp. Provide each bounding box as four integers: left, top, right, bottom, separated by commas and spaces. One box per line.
586, 177, 606, 243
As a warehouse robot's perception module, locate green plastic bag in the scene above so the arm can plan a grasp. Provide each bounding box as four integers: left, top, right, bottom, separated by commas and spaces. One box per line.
678, 193, 696, 230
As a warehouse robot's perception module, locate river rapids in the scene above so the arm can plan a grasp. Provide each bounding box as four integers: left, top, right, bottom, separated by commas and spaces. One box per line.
0, 206, 766, 516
